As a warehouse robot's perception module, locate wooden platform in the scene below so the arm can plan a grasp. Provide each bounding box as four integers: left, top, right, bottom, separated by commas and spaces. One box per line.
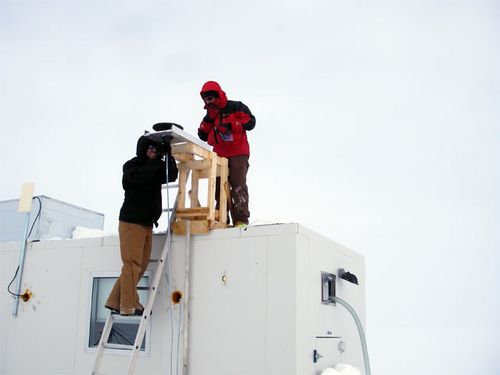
171, 142, 228, 235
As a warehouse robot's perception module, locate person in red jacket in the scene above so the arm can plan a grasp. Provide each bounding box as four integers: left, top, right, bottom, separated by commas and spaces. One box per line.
197, 81, 256, 227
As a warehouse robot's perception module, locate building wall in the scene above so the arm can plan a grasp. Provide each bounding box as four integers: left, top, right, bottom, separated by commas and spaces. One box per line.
0, 196, 104, 242
0, 238, 91, 374
0, 223, 365, 375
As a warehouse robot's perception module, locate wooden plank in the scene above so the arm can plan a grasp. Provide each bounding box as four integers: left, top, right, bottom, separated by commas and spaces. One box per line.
179, 159, 211, 171
206, 154, 217, 221
177, 207, 209, 215
173, 219, 209, 235
190, 170, 200, 208
171, 142, 230, 234
172, 153, 194, 163
197, 155, 226, 178
171, 143, 195, 155
176, 207, 209, 219
198, 169, 209, 179
219, 157, 228, 226
172, 143, 213, 159
177, 168, 189, 210
190, 144, 213, 159
209, 220, 228, 230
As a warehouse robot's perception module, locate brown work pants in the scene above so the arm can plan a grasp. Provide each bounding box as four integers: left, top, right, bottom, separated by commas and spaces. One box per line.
106, 221, 152, 314
216, 155, 250, 225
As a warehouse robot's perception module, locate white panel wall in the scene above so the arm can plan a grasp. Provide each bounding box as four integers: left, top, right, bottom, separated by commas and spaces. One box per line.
266, 234, 297, 375
0, 239, 87, 374
0, 223, 365, 375
296, 234, 313, 375
188, 235, 269, 375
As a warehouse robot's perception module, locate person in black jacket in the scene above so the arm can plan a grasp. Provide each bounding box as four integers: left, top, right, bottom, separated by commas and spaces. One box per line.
105, 135, 178, 316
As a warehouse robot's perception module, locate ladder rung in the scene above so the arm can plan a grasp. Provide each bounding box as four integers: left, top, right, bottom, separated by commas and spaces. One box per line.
137, 286, 152, 291
149, 258, 159, 263
162, 183, 178, 189
111, 314, 142, 321
103, 343, 135, 350
162, 208, 174, 212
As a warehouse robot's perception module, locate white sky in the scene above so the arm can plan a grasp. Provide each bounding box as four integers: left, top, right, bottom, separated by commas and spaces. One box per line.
1, 0, 499, 373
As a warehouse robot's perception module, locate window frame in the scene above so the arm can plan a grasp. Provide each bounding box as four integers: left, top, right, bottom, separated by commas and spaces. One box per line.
85, 271, 152, 356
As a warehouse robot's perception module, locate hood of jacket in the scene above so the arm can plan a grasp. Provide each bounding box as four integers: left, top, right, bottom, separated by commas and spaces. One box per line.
136, 135, 156, 159
200, 81, 228, 109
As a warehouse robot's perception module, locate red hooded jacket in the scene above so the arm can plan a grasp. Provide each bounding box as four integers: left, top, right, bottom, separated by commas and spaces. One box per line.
197, 81, 256, 158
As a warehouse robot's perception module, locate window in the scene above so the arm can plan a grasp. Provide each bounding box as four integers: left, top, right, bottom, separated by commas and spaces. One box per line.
88, 274, 150, 351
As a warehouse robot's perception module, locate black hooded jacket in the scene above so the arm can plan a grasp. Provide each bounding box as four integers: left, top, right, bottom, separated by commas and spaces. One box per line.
119, 136, 178, 227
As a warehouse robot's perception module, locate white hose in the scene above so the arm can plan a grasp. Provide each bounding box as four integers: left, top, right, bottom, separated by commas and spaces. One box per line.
332, 296, 371, 375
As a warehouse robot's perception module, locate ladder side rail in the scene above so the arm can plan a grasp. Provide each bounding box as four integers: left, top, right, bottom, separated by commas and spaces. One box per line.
92, 313, 114, 374
126, 160, 184, 374
93, 146, 185, 375
182, 221, 192, 375
126, 217, 174, 374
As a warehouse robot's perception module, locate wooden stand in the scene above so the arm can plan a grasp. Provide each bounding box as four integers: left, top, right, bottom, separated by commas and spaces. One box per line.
171, 142, 229, 235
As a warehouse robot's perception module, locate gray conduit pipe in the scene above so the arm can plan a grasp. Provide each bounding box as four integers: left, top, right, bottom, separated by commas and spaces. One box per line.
332, 296, 371, 375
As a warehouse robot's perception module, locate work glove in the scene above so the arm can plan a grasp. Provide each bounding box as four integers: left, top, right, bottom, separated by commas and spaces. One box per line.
157, 141, 171, 156
205, 105, 219, 121
198, 129, 208, 141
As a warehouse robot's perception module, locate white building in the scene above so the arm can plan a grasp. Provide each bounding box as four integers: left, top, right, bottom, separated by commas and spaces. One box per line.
0, 223, 366, 375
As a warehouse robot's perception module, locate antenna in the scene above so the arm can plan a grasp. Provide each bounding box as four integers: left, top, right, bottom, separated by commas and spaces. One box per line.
12, 182, 35, 316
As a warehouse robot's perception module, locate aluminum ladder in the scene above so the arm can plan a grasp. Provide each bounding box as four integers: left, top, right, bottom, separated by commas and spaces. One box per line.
91, 181, 179, 375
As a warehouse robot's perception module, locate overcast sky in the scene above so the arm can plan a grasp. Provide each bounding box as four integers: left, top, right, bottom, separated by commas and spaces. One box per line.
1, 0, 499, 374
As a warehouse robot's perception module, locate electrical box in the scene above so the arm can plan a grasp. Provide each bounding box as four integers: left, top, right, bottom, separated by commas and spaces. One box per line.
321, 271, 336, 305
